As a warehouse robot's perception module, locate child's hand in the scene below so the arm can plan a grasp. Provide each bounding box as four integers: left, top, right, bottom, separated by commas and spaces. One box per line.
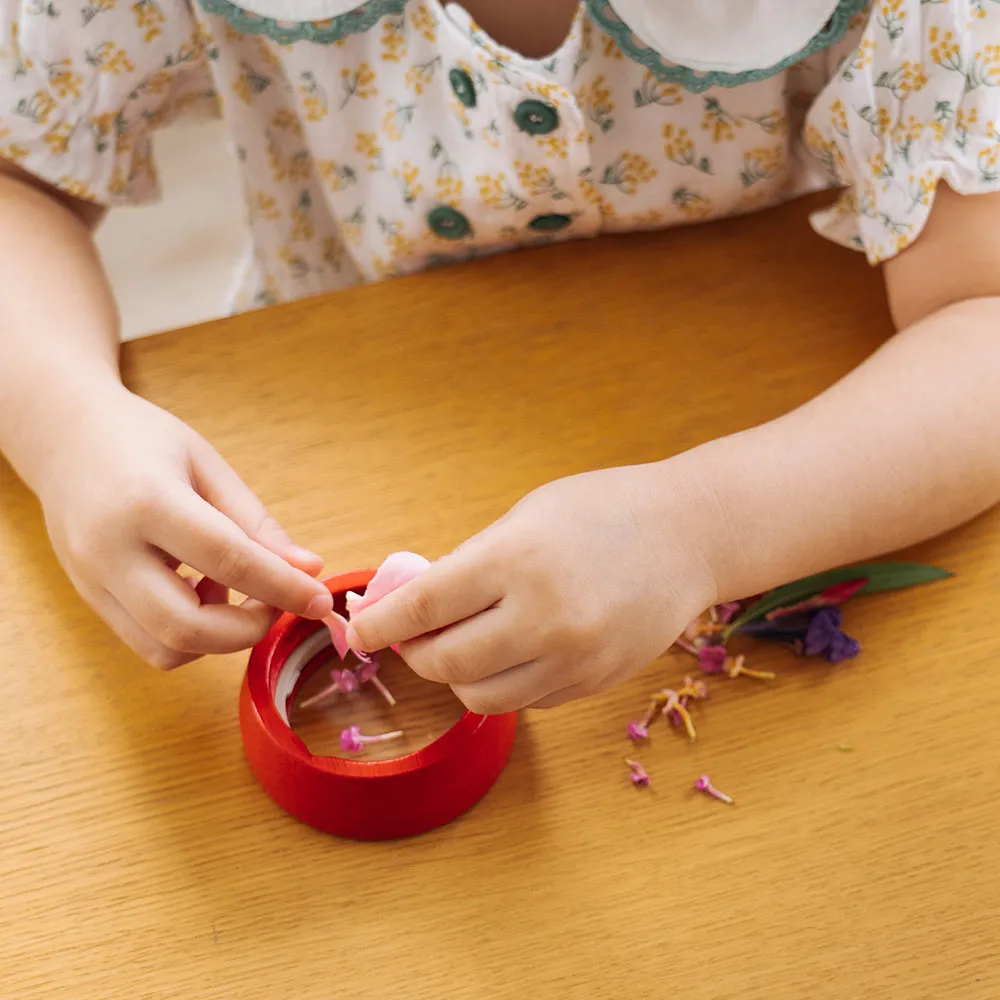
36, 387, 333, 669
348, 466, 718, 713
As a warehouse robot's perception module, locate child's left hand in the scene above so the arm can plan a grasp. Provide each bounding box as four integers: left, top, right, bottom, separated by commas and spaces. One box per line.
348, 465, 718, 713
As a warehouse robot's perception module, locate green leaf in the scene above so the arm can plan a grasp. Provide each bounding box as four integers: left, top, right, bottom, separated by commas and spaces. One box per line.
728, 562, 952, 631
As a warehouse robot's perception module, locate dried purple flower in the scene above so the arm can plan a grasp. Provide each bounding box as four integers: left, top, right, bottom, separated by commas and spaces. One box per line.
626, 721, 650, 742
626, 759, 650, 787
698, 645, 728, 675
339, 725, 404, 754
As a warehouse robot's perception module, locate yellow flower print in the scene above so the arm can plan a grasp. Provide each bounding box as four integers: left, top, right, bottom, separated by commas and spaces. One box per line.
435, 174, 464, 206
46, 61, 83, 100
907, 169, 937, 208
43, 120, 73, 156
663, 124, 712, 174
234, 62, 272, 105
410, 2, 438, 42
701, 97, 743, 143
383, 99, 416, 141
630, 209, 665, 229
340, 63, 377, 107
869, 151, 894, 185
672, 186, 713, 220
58, 177, 97, 201
829, 99, 849, 137
84, 42, 135, 75
131, 0, 165, 43
537, 135, 568, 159
81, 0, 115, 25
481, 119, 502, 148
13, 90, 57, 126
341, 207, 365, 248
739, 146, 786, 188
581, 74, 615, 133
355, 131, 383, 171
476, 172, 527, 211
600, 152, 657, 195
322, 237, 346, 272
300, 72, 328, 122
601, 32, 625, 60
271, 109, 304, 138
928, 99, 953, 142
290, 190, 314, 242
955, 106, 979, 151
250, 191, 280, 221
857, 103, 894, 137
841, 39, 875, 81
514, 160, 568, 200
578, 174, 617, 220
967, 45, 1000, 90
317, 159, 358, 192
405, 57, 441, 96
265, 132, 310, 183
377, 216, 416, 260
874, 61, 928, 99
979, 144, 999, 182
393, 161, 424, 206
0, 141, 28, 163
877, 0, 907, 41
255, 38, 282, 73
279, 245, 311, 280
380, 16, 407, 63
634, 72, 683, 109
526, 80, 565, 104
929, 26, 962, 72
892, 115, 922, 162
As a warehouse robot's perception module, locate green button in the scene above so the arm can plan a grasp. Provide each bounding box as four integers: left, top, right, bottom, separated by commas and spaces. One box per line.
449, 68, 477, 108
528, 214, 574, 233
428, 205, 473, 240
514, 99, 559, 135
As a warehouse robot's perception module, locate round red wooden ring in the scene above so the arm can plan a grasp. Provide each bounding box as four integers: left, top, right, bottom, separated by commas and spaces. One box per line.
240, 570, 518, 840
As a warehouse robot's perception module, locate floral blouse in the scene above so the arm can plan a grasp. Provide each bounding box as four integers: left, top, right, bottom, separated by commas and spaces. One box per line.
1, 0, 998, 312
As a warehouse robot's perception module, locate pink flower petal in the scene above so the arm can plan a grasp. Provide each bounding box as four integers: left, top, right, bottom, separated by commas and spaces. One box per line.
322, 612, 351, 660
346, 551, 431, 615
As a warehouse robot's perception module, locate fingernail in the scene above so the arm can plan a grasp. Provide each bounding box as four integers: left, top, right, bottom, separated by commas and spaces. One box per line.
304, 594, 332, 619
288, 545, 324, 567
344, 624, 366, 652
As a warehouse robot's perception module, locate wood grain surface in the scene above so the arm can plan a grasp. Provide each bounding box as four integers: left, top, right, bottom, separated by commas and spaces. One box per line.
3, 195, 999, 1000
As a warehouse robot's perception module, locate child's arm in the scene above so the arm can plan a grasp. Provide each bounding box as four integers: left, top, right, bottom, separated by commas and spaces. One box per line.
0, 161, 332, 667
348, 186, 1000, 714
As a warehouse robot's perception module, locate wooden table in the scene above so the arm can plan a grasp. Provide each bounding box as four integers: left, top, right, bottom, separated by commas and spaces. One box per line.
3, 196, 1000, 1000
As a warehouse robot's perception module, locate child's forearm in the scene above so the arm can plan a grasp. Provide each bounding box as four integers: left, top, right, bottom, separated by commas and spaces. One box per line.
669, 297, 1000, 602
0, 164, 122, 493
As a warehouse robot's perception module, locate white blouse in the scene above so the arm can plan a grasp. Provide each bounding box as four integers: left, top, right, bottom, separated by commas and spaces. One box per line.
1, 0, 998, 311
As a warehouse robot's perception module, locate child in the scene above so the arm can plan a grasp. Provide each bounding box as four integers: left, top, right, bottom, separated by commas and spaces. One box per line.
2, 0, 999, 714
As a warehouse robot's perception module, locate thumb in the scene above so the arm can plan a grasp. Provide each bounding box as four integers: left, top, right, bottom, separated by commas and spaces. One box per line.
191, 442, 326, 577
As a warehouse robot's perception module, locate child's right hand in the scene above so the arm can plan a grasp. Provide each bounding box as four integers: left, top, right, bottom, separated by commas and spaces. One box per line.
35, 386, 333, 669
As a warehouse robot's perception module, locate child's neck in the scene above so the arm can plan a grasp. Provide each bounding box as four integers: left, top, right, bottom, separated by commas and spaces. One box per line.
456, 0, 580, 58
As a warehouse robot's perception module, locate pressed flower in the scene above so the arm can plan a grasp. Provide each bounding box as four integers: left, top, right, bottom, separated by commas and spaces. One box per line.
356, 657, 397, 707
339, 725, 404, 754
697, 644, 727, 674
626, 758, 650, 787
694, 774, 734, 804
803, 608, 860, 663
299, 668, 359, 710
725, 654, 775, 681
715, 601, 742, 624
626, 720, 650, 741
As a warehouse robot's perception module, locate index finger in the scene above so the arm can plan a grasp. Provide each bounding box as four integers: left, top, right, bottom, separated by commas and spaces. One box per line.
148, 490, 333, 618
347, 551, 501, 652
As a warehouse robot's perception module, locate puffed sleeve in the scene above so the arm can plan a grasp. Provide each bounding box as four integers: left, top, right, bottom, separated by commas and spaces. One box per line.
806, 0, 1000, 263
0, 0, 216, 204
